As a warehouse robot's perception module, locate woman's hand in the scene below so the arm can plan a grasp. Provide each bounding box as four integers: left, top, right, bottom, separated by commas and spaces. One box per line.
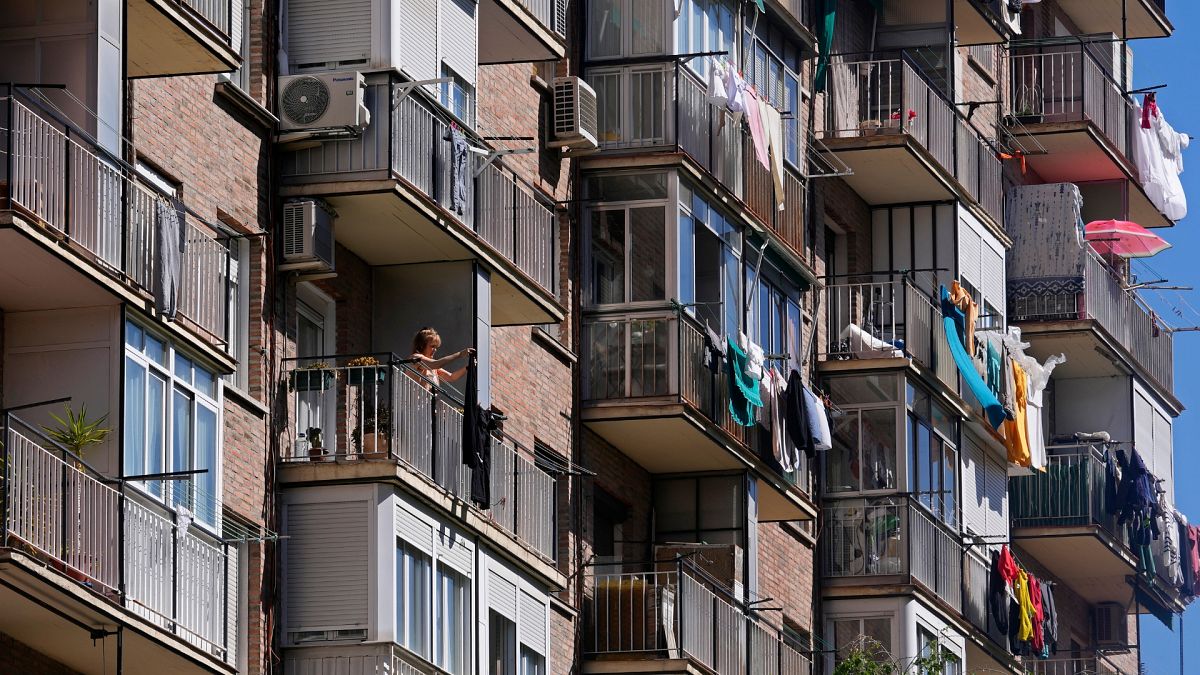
460, 347, 476, 359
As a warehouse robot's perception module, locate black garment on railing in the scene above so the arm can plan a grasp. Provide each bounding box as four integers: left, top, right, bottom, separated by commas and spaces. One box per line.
462, 356, 495, 508
154, 198, 186, 320
784, 369, 816, 459
1040, 581, 1058, 655
988, 549, 1011, 637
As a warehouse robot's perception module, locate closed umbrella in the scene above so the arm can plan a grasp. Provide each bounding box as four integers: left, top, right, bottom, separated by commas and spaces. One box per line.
1084, 220, 1172, 259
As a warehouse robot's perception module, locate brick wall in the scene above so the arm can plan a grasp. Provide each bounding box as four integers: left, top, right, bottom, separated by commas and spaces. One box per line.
756, 522, 818, 633
0, 633, 82, 675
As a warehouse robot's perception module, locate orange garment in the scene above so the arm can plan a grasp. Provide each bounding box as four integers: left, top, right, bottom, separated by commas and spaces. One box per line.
1004, 360, 1031, 467
949, 281, 980, 354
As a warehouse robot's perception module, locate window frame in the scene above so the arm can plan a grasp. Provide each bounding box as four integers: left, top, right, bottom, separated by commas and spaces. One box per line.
440, 61, 475, 127
395, 532, 474, 674
123, 317, 224, 533
225, 236, 252, 392
584, 199, 672, 309
586, 0, 672, 61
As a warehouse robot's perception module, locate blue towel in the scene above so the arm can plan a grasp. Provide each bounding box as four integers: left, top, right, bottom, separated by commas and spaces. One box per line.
940, 287, 1006, 430
726, 336, 761, 426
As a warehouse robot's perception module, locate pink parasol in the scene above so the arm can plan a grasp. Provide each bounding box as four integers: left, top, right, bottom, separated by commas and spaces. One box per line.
1084, 220, 1172, 259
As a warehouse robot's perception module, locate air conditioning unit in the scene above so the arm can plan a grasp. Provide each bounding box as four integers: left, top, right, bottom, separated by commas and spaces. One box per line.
1094, 602, 1128, 648
550, 76, 598, 150
281, 200, 335, 273
277, 72, 370, 133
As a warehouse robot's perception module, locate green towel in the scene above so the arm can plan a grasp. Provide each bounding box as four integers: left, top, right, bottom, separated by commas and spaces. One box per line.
727, 336, 761, 426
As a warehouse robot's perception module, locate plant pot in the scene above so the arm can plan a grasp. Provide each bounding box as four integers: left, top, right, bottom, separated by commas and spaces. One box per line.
308, 445, 330, 462
360, 434, 390, 456
347, 366, 388, 386
290, 369, 336, 392
1009, 114, 1043, 126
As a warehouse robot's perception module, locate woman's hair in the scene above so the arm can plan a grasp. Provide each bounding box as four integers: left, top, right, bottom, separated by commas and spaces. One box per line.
412, 327, 441, 355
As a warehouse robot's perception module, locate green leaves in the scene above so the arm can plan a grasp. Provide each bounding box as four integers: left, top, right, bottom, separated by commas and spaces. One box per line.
43, 404, 112, 457
833, 636, 954, 675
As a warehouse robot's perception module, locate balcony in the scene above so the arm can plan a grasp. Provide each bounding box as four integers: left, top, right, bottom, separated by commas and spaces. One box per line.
1051, 0, 1171, 39
479, 0, 567, 63
0, 87, 234, 358
1009, 445, 1183, 611
284, 642, 445, 675
821, 498, 964, 614
1007, 44, 1171, 228
1, 415, 236, 673
583, 563, 813, 675
818, 57, 1003, 224
279, 354, 556, 563
580, 311, 815, 521
1024, 654, 1132, 675
128, 0, 241, 77
584, 62, 810, 265
281, 73, 561, 325
1008, 247, 1173, 395
876, 0, 1014, 45
818, 277, 958, 395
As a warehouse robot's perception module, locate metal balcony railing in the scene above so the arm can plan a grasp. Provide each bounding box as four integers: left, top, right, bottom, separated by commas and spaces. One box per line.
585, 562, 812, 675
1009, 445, 1124, 538
0, 86, 232, 341
180, 0, 233, 41
821, 498, 964, 612
818, 56, 1004, 224
511, 0, 568, 37
280, 74, 558, 294
1009, 250, 1173, 391
1, 414, 235, 660
820, 276, 958, 392
584, 61, 809, 258
582, 311, 814, 493
281, 354, 556, 561
1008, 44, 1136, 163
284, 642, 442, 675
1024, 654, 1131, 675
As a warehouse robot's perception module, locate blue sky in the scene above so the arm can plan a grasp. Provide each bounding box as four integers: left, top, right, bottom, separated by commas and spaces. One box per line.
1125, 8, 1199, 674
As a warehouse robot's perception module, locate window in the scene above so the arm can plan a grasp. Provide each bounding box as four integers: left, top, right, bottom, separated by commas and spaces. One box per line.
679, 183, 742, 336
742, 16, 803, 167
225, 237, 251, 391
918, 628, 961, 675
827, 407, 898, 494
534, 443, 563, 563
593, 488, 628, 566
221, 0, 252, 91
832, 616, 892, 665
440, 63, 474, 126
124, 319, 221, 528
676, 0, 736, 77
437, 567, 471, 673
520, 646, 545, 675
908, 384, 959, 527
489, 611, 517, 675
587, 0, 667, 60
397, 539, 432, 658
654, 475, 745, 546
587, 205, 667, 306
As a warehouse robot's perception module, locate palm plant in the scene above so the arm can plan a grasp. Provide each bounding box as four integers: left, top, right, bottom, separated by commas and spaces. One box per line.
43, 404, 112, 460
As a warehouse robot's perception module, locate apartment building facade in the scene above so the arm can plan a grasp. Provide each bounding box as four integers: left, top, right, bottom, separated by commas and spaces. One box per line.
0, 0, 1192, 674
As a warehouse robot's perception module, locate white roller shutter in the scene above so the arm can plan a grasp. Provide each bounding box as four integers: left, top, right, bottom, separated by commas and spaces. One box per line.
519, 591, 548, 656
489, 570, 518, 619
399, 0, 438, 82
981, 241, 1005, 317
962, 435, 987, 537
437, 524, 474, 577
984, 454, 1009, 541
439, 0, 477, 84
285, 501, 370, 630
396, 502, 435, 555
225, 544, 240, 665
288, 0, 371, 67
958, 215, 982, 288
231, 0, 243, 54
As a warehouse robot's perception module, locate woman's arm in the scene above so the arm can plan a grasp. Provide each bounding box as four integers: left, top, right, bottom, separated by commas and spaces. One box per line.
442, 366, 468, 383
412, 347, 473, 369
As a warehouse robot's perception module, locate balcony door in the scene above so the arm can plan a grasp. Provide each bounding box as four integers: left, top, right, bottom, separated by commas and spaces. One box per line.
295, 286, 335, 457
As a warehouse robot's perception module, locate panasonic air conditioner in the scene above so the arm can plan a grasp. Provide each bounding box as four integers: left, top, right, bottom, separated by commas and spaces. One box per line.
551, 76, 599, 150
281, 200, 335, 273
277, 72, 370, 133
1094, 602, 1128, 648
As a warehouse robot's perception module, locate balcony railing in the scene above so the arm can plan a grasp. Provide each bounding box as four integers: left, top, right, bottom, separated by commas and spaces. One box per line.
585, 61, 809, 258
281, 354, 556, 561
1008, 44, 1135, 162
180, 0, 233, 40
1, 414, 235, 661
1009, 250, 1173, 391
512, 0, 568, 37
820, 277, 958, 392
582, 311, 813, 493
0, 86, 232, 341
1024, 654, 1131, 675
284, 642, 442, 675
585, 563, 812, 675
1009, 445, 1124, 538
280, 74, 557, 294
818, 56, 1004, 224
822, 498, 963, 612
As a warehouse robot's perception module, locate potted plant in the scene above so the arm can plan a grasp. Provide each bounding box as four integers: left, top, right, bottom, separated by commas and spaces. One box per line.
346, 355, 389, 386
289, 361, 338, 391
305, 427, 328, 462
42, 404, 111, 584
1009, 85, 1043, 125
354, 404, 392, 456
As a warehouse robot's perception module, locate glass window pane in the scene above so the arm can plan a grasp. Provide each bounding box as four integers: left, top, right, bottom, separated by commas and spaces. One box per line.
834, 619, 860, 663
723, 247, 740, 336
148, 373, 166, 497
698, 476, 742, 530
196, 405, 218, 525
829, 374, 898, 405
174, 354, 193, 385
589, 0, 621, 57
124, 357, 146, 479
590, 210, 626, 304
861, 408, 897, 490
863, 618, 892, 660
827, 410, 860, 493
489, 611, 516, 675
145, 334, 166, 366
171, 388, 192, 509
438, 568, 469, 674
654, 479, 697, 535
587, 321, 626, 399
629, 318, 668, 396
588, 172, 668, 201
943, 446, 958, 526
630, 207, 666, 302
679, 213, 695, 311
195, 364, 217, 399
126, 320, 144, 351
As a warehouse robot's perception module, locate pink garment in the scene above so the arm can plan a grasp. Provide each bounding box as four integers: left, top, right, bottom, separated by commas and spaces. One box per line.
744, 87, 770, 169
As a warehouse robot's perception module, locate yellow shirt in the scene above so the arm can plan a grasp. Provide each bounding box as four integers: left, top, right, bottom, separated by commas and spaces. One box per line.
1004, 360, 1031, 467
1016, 568, 1034, 641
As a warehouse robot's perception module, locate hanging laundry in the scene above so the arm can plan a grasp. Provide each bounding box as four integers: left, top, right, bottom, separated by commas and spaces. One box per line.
986, 336, 1003, 398
725, 65, 746, 114
739, 332, 766, 381
1185, 523, 1200, 597
1158, 490, 1184, 587
762, 368, 799, 472
1028, 574, 1045, 653
940, 286, 1007, 429
1003, 359, 1031, 468
1133, 97, 1190, 221
727, 336, 763, 426
1115, 448, 1162, 576
949, 280, 979, 353
785, 369, 817, 459
707, 59, 730, 107
760, 97, 787, 210
462, 356, 498, 508
155, 198, 186, 321
703, 321, 726, 374
804, 386, 833, 451
1015, 568, 1034, 642
1040, 581, 1058, 656
988, 549, 1011, 635
444, 125, 469, 215
744, 87, 770, 170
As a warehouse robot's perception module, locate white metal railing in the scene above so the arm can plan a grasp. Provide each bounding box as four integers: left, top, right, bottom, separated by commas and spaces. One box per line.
2, 90, 231, 340
281, 354, 557, 560
512, 0, 568, 37
1024, 655, 1130, 675
181, 0, 233, 37
586, 566, 812, 675
1, 415, 233, 659
284, 642, 438, 675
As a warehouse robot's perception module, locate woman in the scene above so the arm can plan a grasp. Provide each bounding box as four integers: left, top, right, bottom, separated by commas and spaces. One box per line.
409, 327, 473, 386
